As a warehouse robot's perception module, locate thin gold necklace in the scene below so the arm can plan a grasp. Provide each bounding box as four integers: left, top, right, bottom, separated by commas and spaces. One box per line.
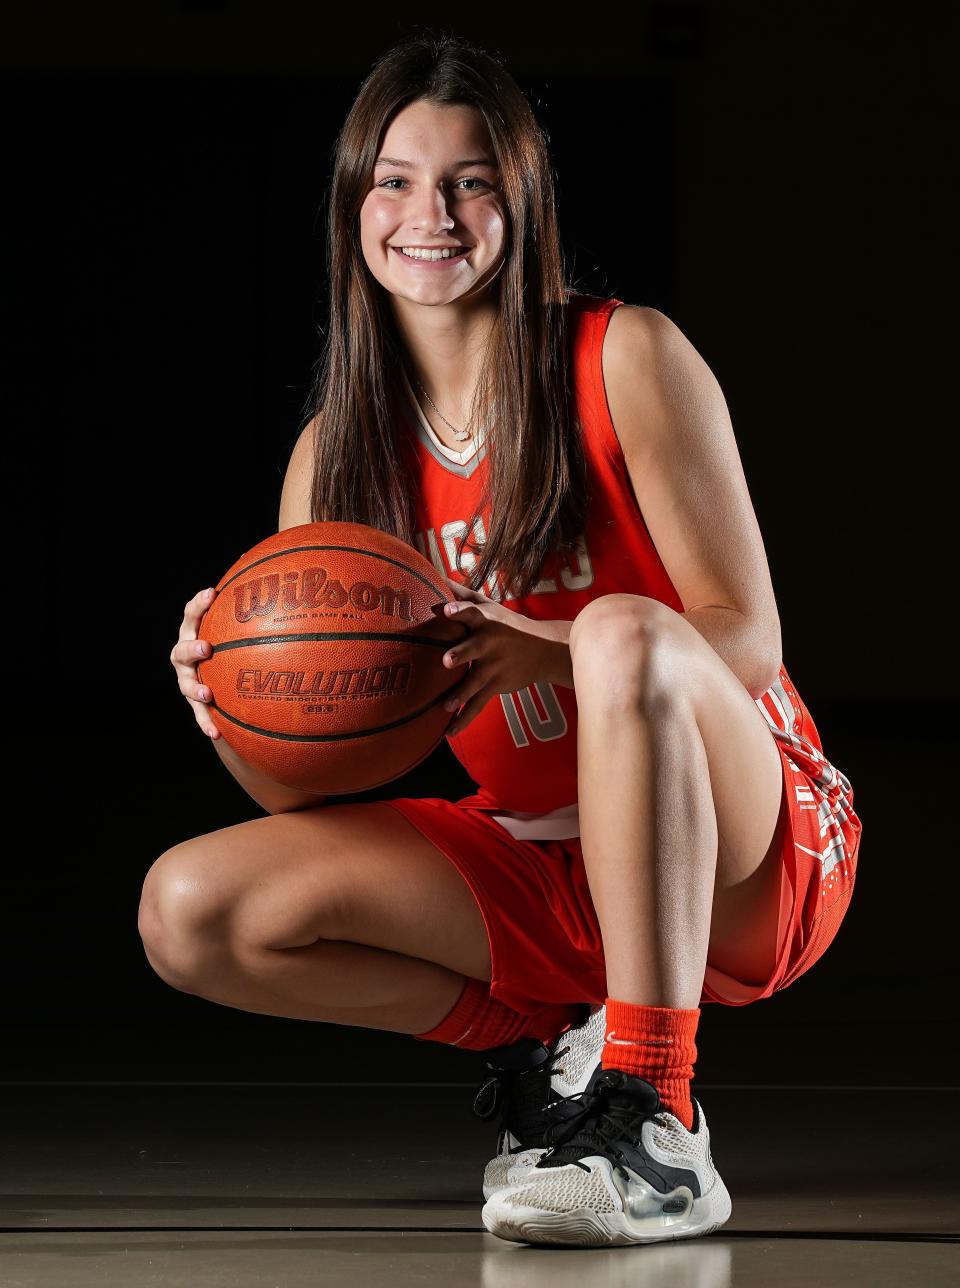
412, 376, 474, 443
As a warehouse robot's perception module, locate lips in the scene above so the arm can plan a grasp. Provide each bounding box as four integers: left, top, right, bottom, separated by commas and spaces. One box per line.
390, 246, 472, 268
394, 246, 469, 257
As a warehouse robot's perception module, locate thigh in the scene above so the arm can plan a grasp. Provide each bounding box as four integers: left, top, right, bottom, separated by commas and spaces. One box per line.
139, 802, 492, 981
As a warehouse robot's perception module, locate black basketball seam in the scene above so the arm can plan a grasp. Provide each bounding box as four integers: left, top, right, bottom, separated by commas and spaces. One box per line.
208, 631, 450, 653
208, 692, 459, 742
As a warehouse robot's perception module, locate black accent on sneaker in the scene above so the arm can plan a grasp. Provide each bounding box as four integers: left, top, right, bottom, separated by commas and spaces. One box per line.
470, 1004, 593, 1151
535, 1066, 703, 1197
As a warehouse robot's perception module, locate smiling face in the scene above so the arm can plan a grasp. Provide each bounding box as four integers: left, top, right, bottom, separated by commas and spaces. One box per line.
359, 99, 506, 306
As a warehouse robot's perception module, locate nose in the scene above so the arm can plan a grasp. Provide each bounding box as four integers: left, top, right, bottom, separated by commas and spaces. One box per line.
410, 183, 457, 234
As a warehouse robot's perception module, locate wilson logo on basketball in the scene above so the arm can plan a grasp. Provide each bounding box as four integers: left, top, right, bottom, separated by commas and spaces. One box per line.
233, 569, 413, 622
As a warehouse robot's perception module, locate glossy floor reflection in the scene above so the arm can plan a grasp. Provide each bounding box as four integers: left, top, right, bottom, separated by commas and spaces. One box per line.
1, 1085, 956, 1286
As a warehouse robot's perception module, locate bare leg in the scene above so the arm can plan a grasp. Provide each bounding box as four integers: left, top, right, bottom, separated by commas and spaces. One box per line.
576, 688, 717, 1008
139, 803, 496, 1036
570, 596, 787, 1009
144, 935, 470, 1035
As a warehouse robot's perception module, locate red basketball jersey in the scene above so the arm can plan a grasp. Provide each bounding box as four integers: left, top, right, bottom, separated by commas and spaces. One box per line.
399, 292, 857, 877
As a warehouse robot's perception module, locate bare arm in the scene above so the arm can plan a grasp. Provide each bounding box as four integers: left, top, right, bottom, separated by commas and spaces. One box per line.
601, 305, 782, 699
279, 417, 317, 532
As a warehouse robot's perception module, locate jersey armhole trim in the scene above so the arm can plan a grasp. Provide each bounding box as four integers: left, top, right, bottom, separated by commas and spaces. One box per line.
588, 297, 631, 476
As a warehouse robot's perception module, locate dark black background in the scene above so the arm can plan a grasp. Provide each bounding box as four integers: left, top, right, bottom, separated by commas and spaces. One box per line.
7, 4, 956, 1086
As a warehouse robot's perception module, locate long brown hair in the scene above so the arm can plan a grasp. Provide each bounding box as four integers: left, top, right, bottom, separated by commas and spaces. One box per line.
302, 31, 591, 601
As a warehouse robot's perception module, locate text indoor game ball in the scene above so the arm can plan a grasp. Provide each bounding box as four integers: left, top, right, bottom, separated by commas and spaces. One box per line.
196, 521, 467, 795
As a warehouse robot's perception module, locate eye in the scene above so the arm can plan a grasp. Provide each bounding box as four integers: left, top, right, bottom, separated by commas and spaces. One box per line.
377, 176, 491, 191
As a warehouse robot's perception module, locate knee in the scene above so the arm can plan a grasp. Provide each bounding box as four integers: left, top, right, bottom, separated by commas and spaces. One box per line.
137, 846, 227, 988
569, 595, 684, 711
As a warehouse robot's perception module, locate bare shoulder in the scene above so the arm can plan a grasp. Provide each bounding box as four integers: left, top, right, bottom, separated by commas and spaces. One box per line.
278, 416, 318, 531
600, 303, 711, 459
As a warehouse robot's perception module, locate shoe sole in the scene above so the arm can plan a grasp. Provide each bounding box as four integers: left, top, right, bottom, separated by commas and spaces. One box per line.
481, 1175, 733, 1246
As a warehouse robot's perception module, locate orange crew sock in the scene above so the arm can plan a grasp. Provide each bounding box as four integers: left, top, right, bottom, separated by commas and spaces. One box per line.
601, 997, 700, 1131
413, 976, 584, 1052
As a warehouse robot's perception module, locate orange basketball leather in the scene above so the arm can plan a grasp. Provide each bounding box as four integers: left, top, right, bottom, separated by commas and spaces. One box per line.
196, 521, 467, 795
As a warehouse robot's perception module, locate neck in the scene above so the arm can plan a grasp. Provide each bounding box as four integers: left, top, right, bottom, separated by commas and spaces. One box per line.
390, 294, 497, 424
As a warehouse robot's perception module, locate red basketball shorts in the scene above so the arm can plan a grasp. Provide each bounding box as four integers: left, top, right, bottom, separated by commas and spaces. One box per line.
378, 733, 861, 1013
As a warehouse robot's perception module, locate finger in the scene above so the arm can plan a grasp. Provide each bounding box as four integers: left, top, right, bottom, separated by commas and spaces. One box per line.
170, 587, 220, 739
172, 636, 213, 670
445, 684, 487, 735
177, 637, 214, 719
442, 685, 467, 714
445, 577, 482, 602
193, 677, 213, 704
185, 690, 220, 738
172, 587, 217, 666
177, 587, 217, 644
442, 643, 471, 670
175, 663, 214, 708
444, 600, 478, 618
181, 586, 215, 633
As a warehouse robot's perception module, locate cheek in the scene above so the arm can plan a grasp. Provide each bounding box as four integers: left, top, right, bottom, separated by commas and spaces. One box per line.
476, 205, 505, 245
359, 197, 394, 241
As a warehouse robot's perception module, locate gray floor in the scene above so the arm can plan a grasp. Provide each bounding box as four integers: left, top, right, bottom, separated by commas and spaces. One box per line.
1, 1084, 956, 1285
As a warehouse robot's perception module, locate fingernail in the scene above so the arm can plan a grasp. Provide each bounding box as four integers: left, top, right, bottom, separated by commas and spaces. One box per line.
196, 642, 206, 656
445, 603, 458, 614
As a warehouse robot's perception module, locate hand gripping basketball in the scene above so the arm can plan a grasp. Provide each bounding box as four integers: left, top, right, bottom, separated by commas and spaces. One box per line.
439, 575, 555, 737
170, 586, 221, 740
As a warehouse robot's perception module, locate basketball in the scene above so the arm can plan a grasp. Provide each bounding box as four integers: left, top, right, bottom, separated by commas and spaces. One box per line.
195, 521, 467, 795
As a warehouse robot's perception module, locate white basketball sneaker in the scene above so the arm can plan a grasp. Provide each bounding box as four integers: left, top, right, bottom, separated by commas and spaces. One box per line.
481, 1064, 733, 1246
471, 1003, 606, 1200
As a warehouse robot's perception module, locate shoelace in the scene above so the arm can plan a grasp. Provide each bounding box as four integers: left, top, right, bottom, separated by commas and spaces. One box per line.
472, 1041, 573, 1151
539, 1085, 654, 1172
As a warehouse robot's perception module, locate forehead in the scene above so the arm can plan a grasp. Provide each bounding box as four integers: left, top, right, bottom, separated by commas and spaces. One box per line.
376, 100, 497, 165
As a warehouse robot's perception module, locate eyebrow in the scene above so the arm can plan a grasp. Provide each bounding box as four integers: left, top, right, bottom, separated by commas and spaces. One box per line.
374, 155, 498, 169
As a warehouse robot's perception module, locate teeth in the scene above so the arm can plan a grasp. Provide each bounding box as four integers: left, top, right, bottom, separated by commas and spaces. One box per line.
399, 246, 467, 261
